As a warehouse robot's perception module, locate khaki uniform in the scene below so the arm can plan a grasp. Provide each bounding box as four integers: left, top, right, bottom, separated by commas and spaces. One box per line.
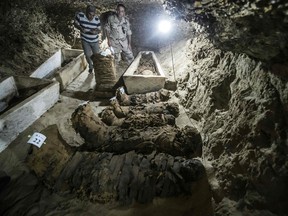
105, 14, 134, 63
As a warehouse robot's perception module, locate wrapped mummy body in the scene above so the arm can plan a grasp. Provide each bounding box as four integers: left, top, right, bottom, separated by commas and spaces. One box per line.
109, 99, 179, 118
27, 146, 209, 208
71, 102, 202, 157
101, 107, 175, 128
100, 100, 177, 128
116, 87, 171, 106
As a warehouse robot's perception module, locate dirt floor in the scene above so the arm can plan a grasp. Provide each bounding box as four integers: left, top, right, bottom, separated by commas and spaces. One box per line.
0, 60, 204, 215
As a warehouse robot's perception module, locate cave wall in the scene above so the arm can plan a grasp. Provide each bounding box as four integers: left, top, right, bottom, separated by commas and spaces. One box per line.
0, 0, 69, 76
177, 31, 288, 215
160, 1, 288, 214
164, 0, 288, 62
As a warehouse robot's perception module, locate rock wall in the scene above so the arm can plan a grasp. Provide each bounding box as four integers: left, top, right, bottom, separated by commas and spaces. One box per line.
164, 0, 288, 62
178, 33, 288, 215
0, 0, 68, 76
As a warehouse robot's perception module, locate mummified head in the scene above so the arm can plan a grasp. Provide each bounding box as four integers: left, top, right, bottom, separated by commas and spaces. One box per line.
71, 101, 94, 133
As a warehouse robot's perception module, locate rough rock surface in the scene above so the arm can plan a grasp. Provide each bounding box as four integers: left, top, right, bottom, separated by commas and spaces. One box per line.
0, 1, 68, 76
164, 0, 288, 62
177, 33, 288, 215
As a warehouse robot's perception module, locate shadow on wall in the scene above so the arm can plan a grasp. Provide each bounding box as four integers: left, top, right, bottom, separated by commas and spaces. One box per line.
210, 72, 236, 111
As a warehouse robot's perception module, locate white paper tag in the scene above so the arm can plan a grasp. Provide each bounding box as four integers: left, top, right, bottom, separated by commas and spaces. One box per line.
109, 96, 117, 102
100, 48, 112, 56
119, 87, 125, 94
27, 132, 46, 148
78, 101, 89, 107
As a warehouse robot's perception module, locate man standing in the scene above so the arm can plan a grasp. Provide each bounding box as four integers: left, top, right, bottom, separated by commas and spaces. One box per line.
74, 5, 101, 73
105, 4, 134, 64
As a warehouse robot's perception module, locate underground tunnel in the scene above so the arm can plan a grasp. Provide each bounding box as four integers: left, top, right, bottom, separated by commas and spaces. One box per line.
0, 0, 288, 216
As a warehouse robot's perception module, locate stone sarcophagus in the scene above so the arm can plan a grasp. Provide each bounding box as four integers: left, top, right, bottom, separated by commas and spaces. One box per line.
0, 75, 59, 152
123, 51, 166, 94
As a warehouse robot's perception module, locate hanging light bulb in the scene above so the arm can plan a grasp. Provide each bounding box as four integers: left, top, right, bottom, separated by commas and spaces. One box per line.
158, 20, 171, 34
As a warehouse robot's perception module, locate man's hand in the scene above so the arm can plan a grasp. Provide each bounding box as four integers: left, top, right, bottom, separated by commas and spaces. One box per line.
90, 29, 101, 35
80, 28, 100, 35
74, 22, 85, 33
79, 27, 87, 33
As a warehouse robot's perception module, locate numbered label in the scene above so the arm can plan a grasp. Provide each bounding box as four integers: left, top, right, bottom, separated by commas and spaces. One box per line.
27, 132, 46, 148
109, 96, 117, 102
119, 87, 125, 94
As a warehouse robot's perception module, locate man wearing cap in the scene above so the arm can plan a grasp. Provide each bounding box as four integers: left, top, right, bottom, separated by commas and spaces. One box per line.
105, 4, 134, 64
74, 5, 101, 73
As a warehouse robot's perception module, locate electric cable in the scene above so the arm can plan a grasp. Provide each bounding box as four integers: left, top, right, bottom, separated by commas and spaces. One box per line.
169, 40, 207, 164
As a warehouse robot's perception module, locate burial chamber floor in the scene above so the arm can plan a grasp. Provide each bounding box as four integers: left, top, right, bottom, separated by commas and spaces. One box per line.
0, 59, 205, 216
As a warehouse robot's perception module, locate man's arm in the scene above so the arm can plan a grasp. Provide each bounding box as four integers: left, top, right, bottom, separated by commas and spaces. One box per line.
90, 16, 101, 35
74, 13, 84, 32
74, 13, 100, 34
74, 22, 82, 31
90, 27, 101, 35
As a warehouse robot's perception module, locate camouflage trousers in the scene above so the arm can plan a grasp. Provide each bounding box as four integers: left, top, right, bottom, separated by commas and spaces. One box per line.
110, 37, 134, 64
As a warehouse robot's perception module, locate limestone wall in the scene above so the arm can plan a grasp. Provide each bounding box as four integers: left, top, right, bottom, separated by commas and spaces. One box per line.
178, 34, 288, 215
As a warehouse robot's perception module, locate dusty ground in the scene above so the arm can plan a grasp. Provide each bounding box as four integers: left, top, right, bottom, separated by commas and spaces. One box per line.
0, 54, 206, 216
